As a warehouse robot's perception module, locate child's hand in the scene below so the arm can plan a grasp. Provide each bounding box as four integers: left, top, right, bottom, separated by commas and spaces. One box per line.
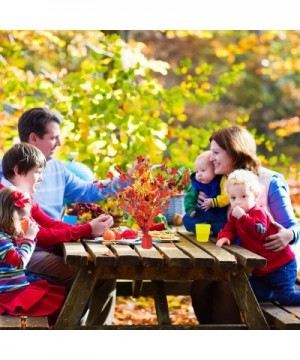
90, 214, 114, 237
216, 237, 230, 247
190, 211, 196, 218
201, 198, 212, 211
25, 219, 40, 240
231, 206, 245, 219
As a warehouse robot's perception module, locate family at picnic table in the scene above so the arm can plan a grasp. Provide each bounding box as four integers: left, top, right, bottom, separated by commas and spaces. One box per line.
0, 106, 299, 327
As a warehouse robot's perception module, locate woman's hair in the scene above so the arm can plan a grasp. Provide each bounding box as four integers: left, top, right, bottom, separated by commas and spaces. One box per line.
225, 169, 261, 197
210, 125, 260, 174
0, 186, 31, 236
18, 107, 62, 142
2, 143, 46, 180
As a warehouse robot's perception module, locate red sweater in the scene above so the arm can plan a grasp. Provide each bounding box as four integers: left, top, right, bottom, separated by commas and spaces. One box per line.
218, 204, 295, 277
0, 184, 92, 249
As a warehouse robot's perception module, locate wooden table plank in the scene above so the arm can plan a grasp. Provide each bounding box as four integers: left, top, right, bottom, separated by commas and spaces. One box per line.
109, 244, 140, 265
222, 244, 267, 269
83, 242, 117, 266
178, 231, 237, 270
134, 245, 164, 267
175, 235, 215, 267
154, 242, 192, 267
63, 242, 88, 265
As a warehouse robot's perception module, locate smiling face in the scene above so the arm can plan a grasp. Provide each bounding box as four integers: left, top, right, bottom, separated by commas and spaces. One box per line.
29, 121, 61, 161
210, 140, 235, 175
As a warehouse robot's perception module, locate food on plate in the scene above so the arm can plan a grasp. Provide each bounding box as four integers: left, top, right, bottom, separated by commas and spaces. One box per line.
131, 223, 141, 231
112, 229, 123, 240
122, 229, 139, 239
103, 229, 116, 240
149, 230, 177, 240
149, 222, 165, 231
153, 214, 168, 226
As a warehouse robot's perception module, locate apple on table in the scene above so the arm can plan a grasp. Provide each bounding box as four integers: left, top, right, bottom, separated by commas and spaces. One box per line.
172, 213, 183, 226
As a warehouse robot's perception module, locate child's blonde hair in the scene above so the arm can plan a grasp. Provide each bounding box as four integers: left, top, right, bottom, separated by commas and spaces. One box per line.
0, 186, 31, 237
225, 169, 261, 197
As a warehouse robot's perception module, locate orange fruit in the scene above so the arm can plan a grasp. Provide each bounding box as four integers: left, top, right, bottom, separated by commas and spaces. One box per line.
21, 218, 29, 233
103, 229, 116, 241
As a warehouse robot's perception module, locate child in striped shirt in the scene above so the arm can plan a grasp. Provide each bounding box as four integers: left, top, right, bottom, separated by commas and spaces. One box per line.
0, 186, 65, 327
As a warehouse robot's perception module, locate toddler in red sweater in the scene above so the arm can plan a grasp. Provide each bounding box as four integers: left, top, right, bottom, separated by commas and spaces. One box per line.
217, 169, 300, 305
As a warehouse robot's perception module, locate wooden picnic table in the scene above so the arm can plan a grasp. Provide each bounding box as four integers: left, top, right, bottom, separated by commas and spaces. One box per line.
54, 231, 269, 330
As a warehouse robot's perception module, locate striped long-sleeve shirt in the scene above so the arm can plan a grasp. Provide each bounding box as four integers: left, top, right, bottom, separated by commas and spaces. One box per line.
0, 231, 35, 293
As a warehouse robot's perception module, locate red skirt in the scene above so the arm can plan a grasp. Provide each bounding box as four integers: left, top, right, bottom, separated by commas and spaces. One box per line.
0, 280, 65, 317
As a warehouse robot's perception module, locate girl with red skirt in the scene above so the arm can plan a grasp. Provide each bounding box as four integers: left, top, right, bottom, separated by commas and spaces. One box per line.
0, 187, 65, 327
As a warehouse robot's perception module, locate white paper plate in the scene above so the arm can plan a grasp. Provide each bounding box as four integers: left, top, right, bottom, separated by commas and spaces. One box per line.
84, 236, 179, 245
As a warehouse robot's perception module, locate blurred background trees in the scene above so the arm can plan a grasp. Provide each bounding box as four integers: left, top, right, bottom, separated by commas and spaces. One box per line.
1, 30, 300, 178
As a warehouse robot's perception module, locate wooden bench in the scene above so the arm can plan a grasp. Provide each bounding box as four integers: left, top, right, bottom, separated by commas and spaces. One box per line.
259, 284, 300, 329
260, 302, 300, 329
0, 315, 49, 330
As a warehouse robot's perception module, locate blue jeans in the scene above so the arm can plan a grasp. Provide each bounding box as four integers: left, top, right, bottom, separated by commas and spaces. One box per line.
250, 259, 300, 305
183, 207, 227, 236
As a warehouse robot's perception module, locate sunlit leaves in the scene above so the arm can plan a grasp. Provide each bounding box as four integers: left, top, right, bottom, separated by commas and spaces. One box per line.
0, 30, 244, 176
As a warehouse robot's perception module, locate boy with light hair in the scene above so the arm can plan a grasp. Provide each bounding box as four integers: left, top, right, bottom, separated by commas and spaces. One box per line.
217, 169, 300, 305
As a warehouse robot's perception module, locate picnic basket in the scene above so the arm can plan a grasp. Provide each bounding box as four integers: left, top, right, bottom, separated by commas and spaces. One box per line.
150, 164, 187, 224
164, 194, 185, 224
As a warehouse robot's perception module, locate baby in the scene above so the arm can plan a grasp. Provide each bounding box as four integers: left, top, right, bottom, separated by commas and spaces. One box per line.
183, 150, 229, 236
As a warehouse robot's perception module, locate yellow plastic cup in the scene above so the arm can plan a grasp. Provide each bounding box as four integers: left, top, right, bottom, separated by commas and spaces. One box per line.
196, 224, 211, 242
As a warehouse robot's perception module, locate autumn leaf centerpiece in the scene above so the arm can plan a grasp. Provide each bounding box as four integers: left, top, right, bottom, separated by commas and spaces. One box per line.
99, 155, 190, 248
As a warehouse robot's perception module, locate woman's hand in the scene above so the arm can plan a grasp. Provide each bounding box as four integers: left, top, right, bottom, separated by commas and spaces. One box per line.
201, 198, 212, 211
90, 214, 114, 237
264, 221, 294, 252
197, 191, 207, 206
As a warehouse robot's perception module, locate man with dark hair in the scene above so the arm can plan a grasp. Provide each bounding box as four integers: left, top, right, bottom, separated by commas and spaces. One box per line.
1, 107, 130, 219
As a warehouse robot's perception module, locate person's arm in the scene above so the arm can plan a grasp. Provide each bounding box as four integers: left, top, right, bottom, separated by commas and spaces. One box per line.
32, 202, 93, 248
264, 174, 300, 250
217, 213, 236, 243
33, 159, 133, 219
211, 175, 230, 208
63, 165, 131, 204
184, 185, 198, 215
0, 236, 35, 269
